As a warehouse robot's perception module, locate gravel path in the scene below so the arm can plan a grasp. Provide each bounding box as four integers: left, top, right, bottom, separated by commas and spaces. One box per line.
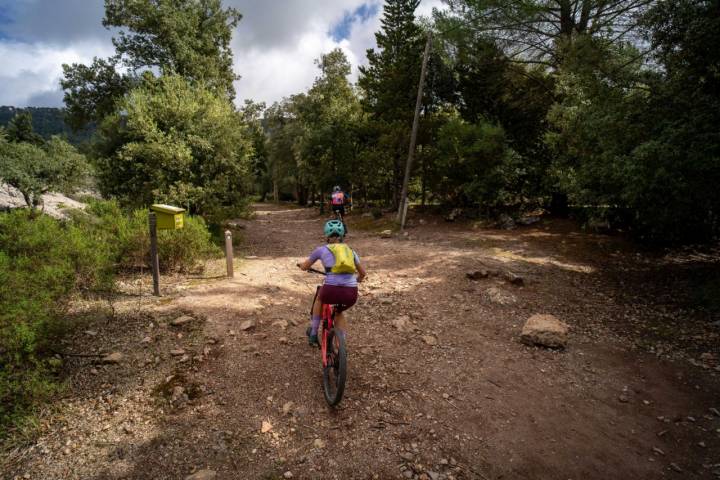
4, 203, 719, 480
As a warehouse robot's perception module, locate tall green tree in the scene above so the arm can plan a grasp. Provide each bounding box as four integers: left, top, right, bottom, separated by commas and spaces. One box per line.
439, 0, 655, 67
6, 112, 43, 145
62, 0, 242, 131
358, 0, 425, 206
0, 136, 88, 209
95, 74, 252, 220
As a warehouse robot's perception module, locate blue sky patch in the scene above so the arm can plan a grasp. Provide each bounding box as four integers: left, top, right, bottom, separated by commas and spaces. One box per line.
330, 2, 379, 42
0, 4, 14, 40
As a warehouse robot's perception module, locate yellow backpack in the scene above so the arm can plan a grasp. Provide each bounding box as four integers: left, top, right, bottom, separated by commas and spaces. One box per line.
326, 244, 357, 274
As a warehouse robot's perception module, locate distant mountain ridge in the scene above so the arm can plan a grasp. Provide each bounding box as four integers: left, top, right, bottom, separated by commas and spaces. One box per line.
0, 106, 94, 144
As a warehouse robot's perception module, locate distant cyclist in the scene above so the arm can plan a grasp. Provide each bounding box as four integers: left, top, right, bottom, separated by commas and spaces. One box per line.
330, 186, 350, 220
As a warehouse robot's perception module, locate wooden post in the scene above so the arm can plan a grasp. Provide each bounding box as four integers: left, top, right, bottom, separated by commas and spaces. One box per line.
224, 230, 234, 278
398, 31, 432, 230
149, 212, 160, 296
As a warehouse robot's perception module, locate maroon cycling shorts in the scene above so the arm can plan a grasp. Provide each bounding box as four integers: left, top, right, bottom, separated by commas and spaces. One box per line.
319, 285, 358, 312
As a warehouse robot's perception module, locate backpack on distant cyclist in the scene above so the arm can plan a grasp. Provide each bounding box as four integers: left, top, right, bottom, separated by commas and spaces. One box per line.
331, 191, 344, 205
325, 244, 357, 274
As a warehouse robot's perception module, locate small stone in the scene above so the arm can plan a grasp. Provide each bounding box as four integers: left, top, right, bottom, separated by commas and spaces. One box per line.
141, 336, 152, 344
90, 368, 98, 375
170, 349, 185, 356
123, 425, 134, 435
422, 335, 438, 346
314, 438, 326, 449
618, 394, 630, 403
484, 287, 517, 305
279, 337, 288, 344
184, 470, 216, 480
669, 463, 682, 473
402, 471, 413, 479
520, 314, 569, 349
709, 407, 720, 417
84, 330, 98, 337
427, 472, 440, 480
261, 421, 273, 433
698, 441, 706, 448
466, 270, 489, 280
102, 352, 124, 364
282, 401, 294, 415
399, 451, 414, 461
240, 320, 256, 331
379, 230, 393, 239
652, 447, 665, 456
440, 459, 449, 465
686, 416, 696, 422
392, 316, 414, 333
273, 320, 289, 330
442, 393, 450, 399
503, 271, 524, 286
171, 315, 193, 326
283, 472, 293, 479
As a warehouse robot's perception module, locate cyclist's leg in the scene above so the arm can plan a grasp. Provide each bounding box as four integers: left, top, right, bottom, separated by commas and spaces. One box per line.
307, 288, 322, 346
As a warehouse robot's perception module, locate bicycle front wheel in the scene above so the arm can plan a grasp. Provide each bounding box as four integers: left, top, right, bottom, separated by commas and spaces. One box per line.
322, 328, 347, 406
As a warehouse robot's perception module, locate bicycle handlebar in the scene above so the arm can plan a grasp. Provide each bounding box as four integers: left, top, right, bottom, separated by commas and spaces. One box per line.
307, 267, 327, 276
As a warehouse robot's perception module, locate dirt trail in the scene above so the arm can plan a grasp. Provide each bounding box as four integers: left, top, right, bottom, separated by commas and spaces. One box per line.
5, 203, 720, 480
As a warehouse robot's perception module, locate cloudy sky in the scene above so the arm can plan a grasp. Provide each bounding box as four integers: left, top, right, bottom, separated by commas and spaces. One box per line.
0, 0, 443, 108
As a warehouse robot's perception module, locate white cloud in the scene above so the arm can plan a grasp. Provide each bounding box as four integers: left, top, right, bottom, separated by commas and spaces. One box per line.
0, 41, 114, 107
0, 0, 446, 108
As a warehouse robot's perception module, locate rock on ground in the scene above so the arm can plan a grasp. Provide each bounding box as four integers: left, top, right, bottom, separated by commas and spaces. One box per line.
239, 319, 256, 331
102, 352, 124, 364
392, 315, 414, 332
484, 287, 517, 305
0, 183, 87, 219
520, 314, 569, 349
171, 315, 194, 326
185, 470, 216, 480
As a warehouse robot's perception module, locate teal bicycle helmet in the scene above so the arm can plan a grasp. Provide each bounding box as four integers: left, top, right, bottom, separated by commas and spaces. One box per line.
324, 219, 345, 238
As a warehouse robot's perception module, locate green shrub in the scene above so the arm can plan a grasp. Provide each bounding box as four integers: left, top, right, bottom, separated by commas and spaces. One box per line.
74, 200, 220, 273
0, 210, 113, 437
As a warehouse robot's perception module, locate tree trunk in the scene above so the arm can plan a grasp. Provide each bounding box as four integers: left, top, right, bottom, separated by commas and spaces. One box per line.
550, 192, 569, 217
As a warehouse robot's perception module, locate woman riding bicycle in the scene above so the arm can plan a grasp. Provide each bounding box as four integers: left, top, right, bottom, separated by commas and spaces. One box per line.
297, 220, 366, 346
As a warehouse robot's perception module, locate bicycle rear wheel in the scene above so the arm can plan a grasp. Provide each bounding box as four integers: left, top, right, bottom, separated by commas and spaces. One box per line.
322, 328, 346, 406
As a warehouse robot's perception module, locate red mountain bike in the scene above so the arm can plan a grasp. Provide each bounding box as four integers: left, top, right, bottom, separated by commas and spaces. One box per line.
308, 268, 347, 406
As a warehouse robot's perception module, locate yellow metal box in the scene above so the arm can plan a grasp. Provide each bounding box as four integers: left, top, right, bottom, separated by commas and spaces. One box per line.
150, 204, 185, 230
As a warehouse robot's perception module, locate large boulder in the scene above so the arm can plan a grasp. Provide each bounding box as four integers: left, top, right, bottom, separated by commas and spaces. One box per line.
520, 314, 569, 349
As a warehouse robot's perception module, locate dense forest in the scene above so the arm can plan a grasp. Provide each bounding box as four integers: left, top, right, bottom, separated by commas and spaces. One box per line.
261, 0, 720, 245
1, 0, 719, 438
0, 106, 93, 144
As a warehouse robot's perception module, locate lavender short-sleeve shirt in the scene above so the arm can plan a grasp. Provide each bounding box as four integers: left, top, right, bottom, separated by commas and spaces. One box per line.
308, 245, 360, 287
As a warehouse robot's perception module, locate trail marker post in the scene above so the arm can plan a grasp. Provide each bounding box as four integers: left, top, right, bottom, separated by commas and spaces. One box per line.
148, 204, 186, 296
225, 230, 234, 278
149, 212, 160, 296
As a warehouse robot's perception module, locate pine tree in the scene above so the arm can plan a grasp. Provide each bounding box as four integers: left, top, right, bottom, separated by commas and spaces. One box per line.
358, 0, 424, 206
359, 0, 423, 120
6, 112, 43, 145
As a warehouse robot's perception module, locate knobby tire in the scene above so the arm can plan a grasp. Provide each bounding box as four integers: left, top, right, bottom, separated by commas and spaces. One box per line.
322, 328, 347, 406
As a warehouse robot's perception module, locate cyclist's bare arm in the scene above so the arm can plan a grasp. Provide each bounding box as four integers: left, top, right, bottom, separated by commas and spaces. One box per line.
356, 262, 367, 282
297, 258, 314, 270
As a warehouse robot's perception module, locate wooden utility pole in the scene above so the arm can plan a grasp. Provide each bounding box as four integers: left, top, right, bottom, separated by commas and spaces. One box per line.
398, 31, 432, 230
